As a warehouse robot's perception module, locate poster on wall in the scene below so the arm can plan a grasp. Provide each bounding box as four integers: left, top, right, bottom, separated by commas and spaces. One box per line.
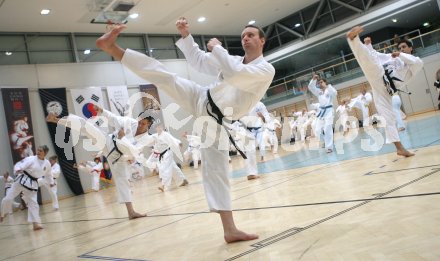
70, 87, 105, 128
1, 88, 36, 164
106, 86, 130, 116
139, 84, 164, 134
39, 88, 84, 195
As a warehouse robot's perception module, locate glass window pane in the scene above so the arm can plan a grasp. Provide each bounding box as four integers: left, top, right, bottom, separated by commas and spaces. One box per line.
117, 36, 145, 50
29, 51, 73, 64
150, 49, 178, 59
27, 35, 71, 51
0, 52, 28, 65
0, 35, 26, 51
75, 35, 100, 50
77, 50, 113, 62
148, 36, 175, 48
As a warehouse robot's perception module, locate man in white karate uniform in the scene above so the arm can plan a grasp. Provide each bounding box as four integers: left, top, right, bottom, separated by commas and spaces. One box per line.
264, 113, 282, 154
39, 155, 60, 210
346, 26, 423, 156
392, 94, 406, 131
183, 132, 202, 169
47, 106, 152, 219
96, 17, 275, 242
336, 99, 350, 135
0, 145, 52, 230
349, 88, 372, 127
308, 75, 337, 153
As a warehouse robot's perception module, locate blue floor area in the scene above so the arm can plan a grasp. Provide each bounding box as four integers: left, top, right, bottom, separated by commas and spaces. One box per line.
231, 114, 440, 178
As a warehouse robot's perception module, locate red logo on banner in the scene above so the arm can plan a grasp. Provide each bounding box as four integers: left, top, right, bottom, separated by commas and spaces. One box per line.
13, 101, 23, 110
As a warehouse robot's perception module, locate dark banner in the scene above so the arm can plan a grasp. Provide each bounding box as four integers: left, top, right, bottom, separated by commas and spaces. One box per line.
38, 88, 84, 195
1, 88, 36, 164
139, 84, 164, 133
100, 156, 112, 183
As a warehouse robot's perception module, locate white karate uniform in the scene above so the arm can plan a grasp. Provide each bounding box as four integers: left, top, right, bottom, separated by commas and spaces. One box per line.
86, 161, 103, 191
184, 135, 202, 169
121, 34, 275, 211
348, 36, 423, 143
0, 175, 19, 214
149, 131, 186, 189
308, 79, 337, 150
336, 105, 349, 132
349, 92, 372, 127
264, 117, 281, 153
392, 94, 405, 130
39, 162, 60, 209
240, 102, 271, 159
1, 156, 52, 223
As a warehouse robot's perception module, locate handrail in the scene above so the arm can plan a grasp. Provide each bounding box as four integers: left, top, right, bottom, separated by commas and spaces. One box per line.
265, 27, 440, 100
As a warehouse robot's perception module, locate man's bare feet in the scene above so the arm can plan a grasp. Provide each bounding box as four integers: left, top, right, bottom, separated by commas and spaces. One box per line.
0, 216, 3, 223
397, 150, 415, 157
33, 224, 43, 231
179, 179, 189, 187
346, 26, 364, 40
158, 185, 164, 192
128, 212, 147, 220
247, 175, 260, 180
96, 24, 126, 49
224, 229, 259, 243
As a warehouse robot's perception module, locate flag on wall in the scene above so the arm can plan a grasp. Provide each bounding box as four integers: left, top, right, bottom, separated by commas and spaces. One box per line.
70, 87, 105, 127
106, 86, 130, 116
1, 88, 35, 164
39, 88, 84, 195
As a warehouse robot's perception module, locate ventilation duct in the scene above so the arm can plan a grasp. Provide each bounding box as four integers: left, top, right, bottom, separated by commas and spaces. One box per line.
87, 0, 136, 24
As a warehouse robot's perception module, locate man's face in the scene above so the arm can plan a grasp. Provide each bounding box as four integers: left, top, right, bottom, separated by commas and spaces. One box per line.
398, 42, 413, 54
318, 79, 327, 89
137, 119, 151, 131
241, 27, 265, 53
37, 147, 46, 159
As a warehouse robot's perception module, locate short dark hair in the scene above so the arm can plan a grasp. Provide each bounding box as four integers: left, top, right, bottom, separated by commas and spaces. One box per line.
244, 25, 265, 39
39, 145, 49, 155
398, 39, 413, 49
49, 155, 58, 161
137, 111, 154, 123
319, 78, 328, 84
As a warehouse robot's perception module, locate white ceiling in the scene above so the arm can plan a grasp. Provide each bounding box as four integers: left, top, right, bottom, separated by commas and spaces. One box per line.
0, 0, 319, 35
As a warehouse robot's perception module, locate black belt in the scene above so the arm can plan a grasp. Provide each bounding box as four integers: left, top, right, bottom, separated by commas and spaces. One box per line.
158, 148, 170, 162
206, 90, 247, 159
107, 134, 123, 164
383, 68, 403, 95
247, 126, 261, 131
17, 171, 38, 192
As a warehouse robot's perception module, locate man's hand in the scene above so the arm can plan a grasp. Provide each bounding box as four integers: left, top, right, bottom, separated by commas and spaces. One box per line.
93, 104, 103, 114
46, 113, 60, 123
175, 17, 190, 38
207, 38, 222, 51
391, 51, 400, 58
363, 37, 372, 45
312, 74, 319, 80
117, 128, 125, 139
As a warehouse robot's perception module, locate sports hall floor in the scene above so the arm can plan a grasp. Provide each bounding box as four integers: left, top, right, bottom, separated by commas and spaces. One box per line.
1, 111, 439, 261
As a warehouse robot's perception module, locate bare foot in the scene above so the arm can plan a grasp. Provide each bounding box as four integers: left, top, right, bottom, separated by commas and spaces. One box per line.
179, 179, 189, 187
397, 150, 415, 157
158, 185, 164, 192
33, 224, 44, 231
247, 175, 260, 180
96, 24, 127, 51
128, 212, 147, 220
346, 26, 364, 40
0, 216, 3, 223
224, 230, 259, 243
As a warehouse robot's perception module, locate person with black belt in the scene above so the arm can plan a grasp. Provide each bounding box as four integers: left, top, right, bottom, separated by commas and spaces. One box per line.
0, 145, 52, 230
96, 16, 275, 243
308, 75, 337, 153
346, 26, 423, 157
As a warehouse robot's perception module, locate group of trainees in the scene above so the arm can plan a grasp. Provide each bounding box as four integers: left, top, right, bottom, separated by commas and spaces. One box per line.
0, 19, 424, 245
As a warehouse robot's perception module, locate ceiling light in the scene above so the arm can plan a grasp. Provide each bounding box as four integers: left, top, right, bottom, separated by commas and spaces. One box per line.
392, 18, 397, 23
423, 22, 430, 27
84, 49, 91, 55
129, 13, 139, 19
295, 23, 301, 28
5, 52, 12, 56
40, 9, 50, 15
197, 17, 206, 22
248, 20, 256, 25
